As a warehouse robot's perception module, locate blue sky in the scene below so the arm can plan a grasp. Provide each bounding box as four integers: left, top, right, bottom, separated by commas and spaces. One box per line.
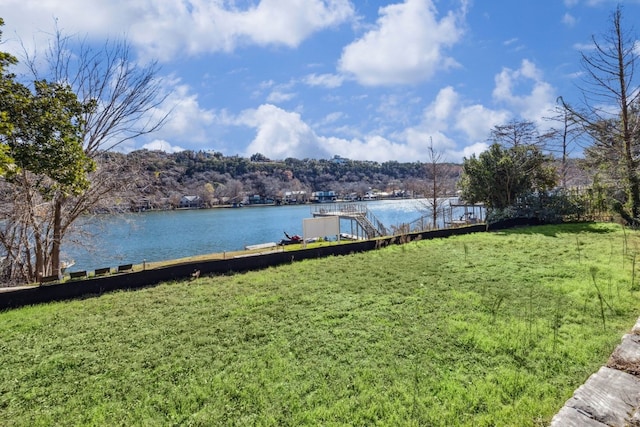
1, 0, 639, 162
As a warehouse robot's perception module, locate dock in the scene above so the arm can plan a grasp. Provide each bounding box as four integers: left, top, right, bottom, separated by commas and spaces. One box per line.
245, 242, 278, 251
311, 204, 388, 240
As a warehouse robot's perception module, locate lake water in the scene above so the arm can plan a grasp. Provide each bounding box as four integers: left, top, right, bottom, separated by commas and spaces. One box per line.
64, 198, 478, 271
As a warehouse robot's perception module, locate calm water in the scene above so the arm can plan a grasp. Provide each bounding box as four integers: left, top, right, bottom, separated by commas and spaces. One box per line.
64, 198, 474, 271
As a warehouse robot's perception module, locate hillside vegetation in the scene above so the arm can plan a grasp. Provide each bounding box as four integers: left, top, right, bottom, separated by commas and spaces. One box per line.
0, 222, 637, 426
92, 150, 589, 211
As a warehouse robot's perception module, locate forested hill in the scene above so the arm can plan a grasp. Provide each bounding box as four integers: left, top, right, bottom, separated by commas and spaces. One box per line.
96, 149, 462, 210
96, 149, 589, 211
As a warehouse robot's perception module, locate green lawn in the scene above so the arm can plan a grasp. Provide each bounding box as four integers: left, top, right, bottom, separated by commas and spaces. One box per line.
1, 222, 639, 426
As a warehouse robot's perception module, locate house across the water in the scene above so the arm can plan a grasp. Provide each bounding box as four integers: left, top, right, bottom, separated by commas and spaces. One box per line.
311, 191, 337, 203
179, 195, 203, 209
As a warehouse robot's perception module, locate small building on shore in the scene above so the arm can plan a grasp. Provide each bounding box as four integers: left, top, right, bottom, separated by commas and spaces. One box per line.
179, 195, 203, 209
284, 191, 308, 204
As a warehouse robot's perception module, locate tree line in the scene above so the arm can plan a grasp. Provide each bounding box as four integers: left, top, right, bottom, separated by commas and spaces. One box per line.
92, 149, 464, 211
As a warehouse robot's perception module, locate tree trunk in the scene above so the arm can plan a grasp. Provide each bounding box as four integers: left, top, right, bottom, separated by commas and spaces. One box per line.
615, 7, 639, 223
51, 197, 64, 277
24, 176, 45, 282
431, 177, 437, 229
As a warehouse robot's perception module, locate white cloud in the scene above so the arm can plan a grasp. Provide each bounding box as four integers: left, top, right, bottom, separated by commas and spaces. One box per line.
388, 81, 532, 162
455, 104, 510, 142
141, 139, 185, 153
573, 42, 596, 51
459, 142, 489, 159
414, 86, 507, 158
361, 85, 505, 163
338, 0, 465, 86
322, 135, 418, 163
562, 13, 577, 27
0, 0, 355, 61
331, 128, 479, 164
376, 94, 417, 127
303, 73, 344, 88
492, 59, 556, 124
232, 83, 519, 163
423, 86, 460, 130
317, 112, 347, 127
229, 0, 355, 47
236, 104, 329, 160
266, 91, 297, 103
233, 104, 452, 163
149, 78, 217, 146
563, 0, 636, 6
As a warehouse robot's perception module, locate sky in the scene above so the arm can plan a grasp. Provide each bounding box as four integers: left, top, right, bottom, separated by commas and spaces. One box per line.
0, 0, 639, 163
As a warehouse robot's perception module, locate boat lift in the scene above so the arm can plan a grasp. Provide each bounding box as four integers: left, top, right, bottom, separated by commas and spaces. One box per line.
445, 203, 485, 227
311, 203, 388, 240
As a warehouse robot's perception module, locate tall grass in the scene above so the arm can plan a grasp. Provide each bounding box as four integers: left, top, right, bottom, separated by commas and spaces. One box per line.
0, 222, 638, 426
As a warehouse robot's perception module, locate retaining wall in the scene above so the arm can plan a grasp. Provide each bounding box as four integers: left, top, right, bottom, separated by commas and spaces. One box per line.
550, 318, 640, 426
0, 223, 488, 311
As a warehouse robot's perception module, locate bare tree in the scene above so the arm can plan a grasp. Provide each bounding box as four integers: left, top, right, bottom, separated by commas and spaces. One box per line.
23, 29, 169, 156
218, 179, 245, 204
0, 27, 169, 283
560, 5, 640, 224
546, 103, 583, 188
489, 119, 556, 149
421, 139, 450, 229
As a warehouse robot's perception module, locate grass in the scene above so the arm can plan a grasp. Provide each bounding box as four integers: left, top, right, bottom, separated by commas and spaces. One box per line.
1, 222, 639, 426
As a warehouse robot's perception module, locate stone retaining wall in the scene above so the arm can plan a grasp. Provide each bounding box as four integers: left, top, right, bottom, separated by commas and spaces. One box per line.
551, 317, 640, 426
